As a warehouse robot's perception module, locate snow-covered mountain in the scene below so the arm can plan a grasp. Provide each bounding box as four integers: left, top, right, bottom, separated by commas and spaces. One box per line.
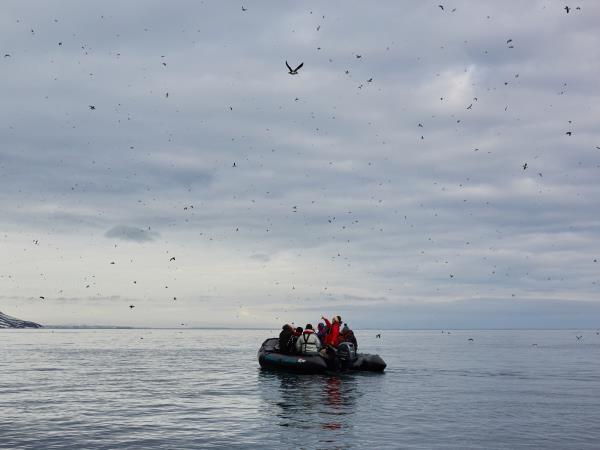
0, 311, 42, 328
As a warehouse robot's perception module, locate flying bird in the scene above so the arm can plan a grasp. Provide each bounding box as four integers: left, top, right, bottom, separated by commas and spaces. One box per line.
129, 305, 135, 309
523, 163, 528, 170
286, 61, 303, 75
39, 296, 45, 300
566, 131, 572, 136
564, 5, 570, 13
376, 333, 381, 338
241, 5, 247, 11
438, 5, 444, 10
169, 257, 176, 261
89, 105, 95, 110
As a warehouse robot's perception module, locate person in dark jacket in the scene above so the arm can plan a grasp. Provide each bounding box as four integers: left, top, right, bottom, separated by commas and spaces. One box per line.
339, 323, 358, 351
291, 326, 303, 352
279, 324, 294, 354
316, 322, 327, 344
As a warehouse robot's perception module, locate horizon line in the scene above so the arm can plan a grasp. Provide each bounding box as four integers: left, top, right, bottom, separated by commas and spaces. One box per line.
6, 325, 599, 331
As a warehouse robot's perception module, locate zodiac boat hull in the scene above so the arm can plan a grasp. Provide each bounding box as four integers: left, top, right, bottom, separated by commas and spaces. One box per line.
257, 338, 386, 373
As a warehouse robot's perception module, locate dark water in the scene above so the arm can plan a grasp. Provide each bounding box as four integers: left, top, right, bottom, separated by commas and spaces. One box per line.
1, 329, 599, 449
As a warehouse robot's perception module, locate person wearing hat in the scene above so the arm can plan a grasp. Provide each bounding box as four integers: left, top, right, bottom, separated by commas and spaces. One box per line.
339, 323, 358, 351
279, 324, 295, 354
295, 323, 321, 354
316, 322, 327, 344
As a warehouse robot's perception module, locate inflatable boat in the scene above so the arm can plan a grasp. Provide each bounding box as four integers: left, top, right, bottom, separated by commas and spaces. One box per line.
258, 338, 386, 374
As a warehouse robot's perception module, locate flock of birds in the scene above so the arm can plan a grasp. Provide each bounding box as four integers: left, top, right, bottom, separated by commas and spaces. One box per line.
1, 3, 596, 330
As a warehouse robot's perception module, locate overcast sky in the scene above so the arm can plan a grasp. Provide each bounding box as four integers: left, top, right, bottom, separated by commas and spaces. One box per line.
1, 0, 599, 328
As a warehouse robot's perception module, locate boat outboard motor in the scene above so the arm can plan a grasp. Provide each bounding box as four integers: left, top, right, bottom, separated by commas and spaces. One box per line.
336, 342, 357, 369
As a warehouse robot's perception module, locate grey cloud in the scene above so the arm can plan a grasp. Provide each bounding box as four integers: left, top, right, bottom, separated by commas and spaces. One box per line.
105, 225, 158, 242
286, 298, 600, 330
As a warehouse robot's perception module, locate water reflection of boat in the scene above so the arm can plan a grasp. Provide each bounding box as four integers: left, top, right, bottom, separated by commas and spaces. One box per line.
258, 338, 386, 374
257, 369, 360, 435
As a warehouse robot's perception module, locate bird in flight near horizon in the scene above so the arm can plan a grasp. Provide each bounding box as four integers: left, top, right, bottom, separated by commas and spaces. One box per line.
286, 61, 303, 75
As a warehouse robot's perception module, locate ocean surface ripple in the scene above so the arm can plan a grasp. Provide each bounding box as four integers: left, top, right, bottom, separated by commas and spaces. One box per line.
1, 329, 599, 449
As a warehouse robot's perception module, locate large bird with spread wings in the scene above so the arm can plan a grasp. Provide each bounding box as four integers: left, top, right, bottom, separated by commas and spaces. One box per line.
286, 61, 304, 75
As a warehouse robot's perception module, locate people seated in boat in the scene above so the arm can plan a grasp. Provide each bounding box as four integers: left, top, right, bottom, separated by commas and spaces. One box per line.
290, 326, 303, 352
278, 324, 295, 354
295, 324, 321, 354
316, 322, 327, 344
339, 323, 358, 351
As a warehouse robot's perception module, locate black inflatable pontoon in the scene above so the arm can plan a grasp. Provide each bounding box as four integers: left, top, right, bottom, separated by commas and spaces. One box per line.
258, 338, 386, 374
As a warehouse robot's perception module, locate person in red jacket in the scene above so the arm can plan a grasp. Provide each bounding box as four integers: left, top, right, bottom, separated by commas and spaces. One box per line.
321, 315, 342, 347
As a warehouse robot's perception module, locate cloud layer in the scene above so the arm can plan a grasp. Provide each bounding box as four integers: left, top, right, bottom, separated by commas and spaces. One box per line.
1, 1, 599, 327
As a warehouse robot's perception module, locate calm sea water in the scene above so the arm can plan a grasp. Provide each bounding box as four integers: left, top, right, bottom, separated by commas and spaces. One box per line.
1, 329, 599, 449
